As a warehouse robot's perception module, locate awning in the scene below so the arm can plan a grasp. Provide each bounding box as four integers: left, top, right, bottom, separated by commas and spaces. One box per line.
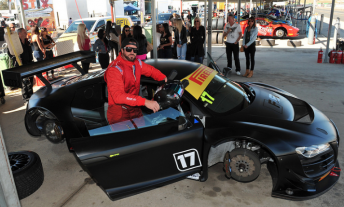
124, 3, 140, 12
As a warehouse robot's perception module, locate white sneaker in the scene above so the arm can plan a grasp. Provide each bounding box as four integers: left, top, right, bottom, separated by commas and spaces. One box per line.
236, 71, 241, 76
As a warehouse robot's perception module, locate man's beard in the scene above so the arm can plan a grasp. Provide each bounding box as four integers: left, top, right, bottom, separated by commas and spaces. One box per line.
123, 53, 136, 62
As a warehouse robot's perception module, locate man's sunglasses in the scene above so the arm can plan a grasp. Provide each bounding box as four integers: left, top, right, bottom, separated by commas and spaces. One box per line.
124, 47, 138, 53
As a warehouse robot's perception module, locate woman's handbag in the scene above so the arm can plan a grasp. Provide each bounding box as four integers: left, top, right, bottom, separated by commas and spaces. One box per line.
147, 41, 153, 53
240, 45, 244, 52
110, 33, 119, 43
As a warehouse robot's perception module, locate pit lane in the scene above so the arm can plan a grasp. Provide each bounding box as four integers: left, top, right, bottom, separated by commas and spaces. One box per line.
1, 42, 344, 207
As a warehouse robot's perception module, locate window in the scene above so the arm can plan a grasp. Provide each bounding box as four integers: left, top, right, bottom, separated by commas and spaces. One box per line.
65, 20, 96, 33
94, 20, 105, 31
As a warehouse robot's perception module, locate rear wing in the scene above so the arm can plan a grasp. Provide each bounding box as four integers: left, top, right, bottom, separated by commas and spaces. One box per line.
2, 51, 95, 88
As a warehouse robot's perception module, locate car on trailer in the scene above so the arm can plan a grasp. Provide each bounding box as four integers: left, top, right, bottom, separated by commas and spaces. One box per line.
1, 52, 341, 201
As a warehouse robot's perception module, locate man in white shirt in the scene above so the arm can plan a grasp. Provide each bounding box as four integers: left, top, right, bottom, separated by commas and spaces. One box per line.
223, 14, 242, 75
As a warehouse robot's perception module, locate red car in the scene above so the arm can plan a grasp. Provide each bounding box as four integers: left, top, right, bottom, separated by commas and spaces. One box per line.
225, 17, 299, 38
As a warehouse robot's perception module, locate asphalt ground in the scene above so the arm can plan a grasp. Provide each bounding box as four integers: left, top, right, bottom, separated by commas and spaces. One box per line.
0, 33, 344, 206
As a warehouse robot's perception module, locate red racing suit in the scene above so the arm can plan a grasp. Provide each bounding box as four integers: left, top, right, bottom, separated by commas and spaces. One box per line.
104, 53, 166, 125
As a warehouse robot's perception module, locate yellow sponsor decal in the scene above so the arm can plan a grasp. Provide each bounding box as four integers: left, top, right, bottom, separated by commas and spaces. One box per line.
109, 153, 120, 158
182, 65, 217, 99
116, 18, 131, 27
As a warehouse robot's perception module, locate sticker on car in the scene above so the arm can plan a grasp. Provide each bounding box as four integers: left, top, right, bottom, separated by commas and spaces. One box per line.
173, 149, 202, 171
182, 65, 217, 99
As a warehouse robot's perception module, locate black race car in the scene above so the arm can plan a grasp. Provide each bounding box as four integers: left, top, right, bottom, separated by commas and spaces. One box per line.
2, 51, 341, 201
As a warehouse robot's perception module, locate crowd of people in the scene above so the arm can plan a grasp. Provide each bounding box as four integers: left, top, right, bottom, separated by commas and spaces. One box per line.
3, 11, 258, 89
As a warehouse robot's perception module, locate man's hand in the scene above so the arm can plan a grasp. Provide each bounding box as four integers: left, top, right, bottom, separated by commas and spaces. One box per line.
164, 77, 168, 82
234, 41, 238, 44
244, 45, 248, 48
145, 99, 160, 113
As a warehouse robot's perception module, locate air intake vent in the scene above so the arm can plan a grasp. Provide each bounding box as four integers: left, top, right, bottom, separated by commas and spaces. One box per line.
316, 128, 328, 135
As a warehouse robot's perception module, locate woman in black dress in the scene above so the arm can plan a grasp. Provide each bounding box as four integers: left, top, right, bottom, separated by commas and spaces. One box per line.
119, 25, 131, 48
190, 17, 205, 64
105, 21, 119, 60
158, 23, 173, 59
41, 27, 56, 80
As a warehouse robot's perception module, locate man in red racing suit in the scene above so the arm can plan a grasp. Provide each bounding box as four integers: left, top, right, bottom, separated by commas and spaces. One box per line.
104, 38, 167, 126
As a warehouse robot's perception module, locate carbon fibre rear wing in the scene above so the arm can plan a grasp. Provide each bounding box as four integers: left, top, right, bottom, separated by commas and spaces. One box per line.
2, 51, 95, 88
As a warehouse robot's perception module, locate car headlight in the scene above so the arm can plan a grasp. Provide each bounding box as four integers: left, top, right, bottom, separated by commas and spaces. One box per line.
295, 143, 331, 158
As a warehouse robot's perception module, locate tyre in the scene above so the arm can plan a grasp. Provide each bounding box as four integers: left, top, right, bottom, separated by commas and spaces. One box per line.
275, 29, 285, 38
217, 18, 224, 30
8, 151, 44, 200
217, 32, 223, 44
212, 19, 217, 30
229, 148, 261, 183
261, 39, 275, 46
287, 40, 302, 47
212, 32, 217, 44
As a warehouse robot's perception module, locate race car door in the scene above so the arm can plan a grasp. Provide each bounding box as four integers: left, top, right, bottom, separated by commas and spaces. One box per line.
70, 107, 204, 201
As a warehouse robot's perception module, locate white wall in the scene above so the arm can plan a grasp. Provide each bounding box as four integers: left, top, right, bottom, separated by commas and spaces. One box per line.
53, 0, 67, 28
86, 0, 124, 17
54, 0, 89, 29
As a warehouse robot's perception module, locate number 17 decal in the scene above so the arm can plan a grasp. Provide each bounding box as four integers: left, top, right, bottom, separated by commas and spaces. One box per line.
173, 149, 202, 171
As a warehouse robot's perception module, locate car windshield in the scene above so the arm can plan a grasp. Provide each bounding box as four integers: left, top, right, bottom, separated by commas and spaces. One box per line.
157, 14, 171, 20
200, 75, 249, 113
130, 16, 139, 21
65, 20, 96, 33
183, 62, 249, 114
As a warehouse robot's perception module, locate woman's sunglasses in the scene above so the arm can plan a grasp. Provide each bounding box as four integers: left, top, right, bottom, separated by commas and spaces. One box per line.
124, 47, 138, 53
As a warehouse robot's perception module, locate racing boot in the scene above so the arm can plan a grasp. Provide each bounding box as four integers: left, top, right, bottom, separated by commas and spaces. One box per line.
247, 70, 254, 78
243, 69, 250, 77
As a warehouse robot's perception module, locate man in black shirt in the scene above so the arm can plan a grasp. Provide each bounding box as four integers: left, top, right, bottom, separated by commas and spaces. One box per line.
186, 11, 192, 23
16, 28, 33, 66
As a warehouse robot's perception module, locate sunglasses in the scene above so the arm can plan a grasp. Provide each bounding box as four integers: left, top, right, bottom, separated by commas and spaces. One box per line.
195, 21, 199, 22
125, 30, 130, 32
248, 20, 254, 22
124, 47, 138, 53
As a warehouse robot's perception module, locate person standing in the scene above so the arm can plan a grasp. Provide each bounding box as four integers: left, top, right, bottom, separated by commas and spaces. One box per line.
77, 23, 91, 73
93, 29, 109, 69
41, 28, 57, 80
186, 11, 192, 23
69, 18, 72, 26
155, 24, 161, 58
31, 26, 45, 62
158, 23, 173, 58
242, 17, 258, 78
16, 28, 33, 66
119, 25, 131, 48
133, 25, 148, 61
6, 23, 17, 68
106, 21, 119, 60
223, 14, 242, 75
174, 19, 187, 60
190, 17, 205, 64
